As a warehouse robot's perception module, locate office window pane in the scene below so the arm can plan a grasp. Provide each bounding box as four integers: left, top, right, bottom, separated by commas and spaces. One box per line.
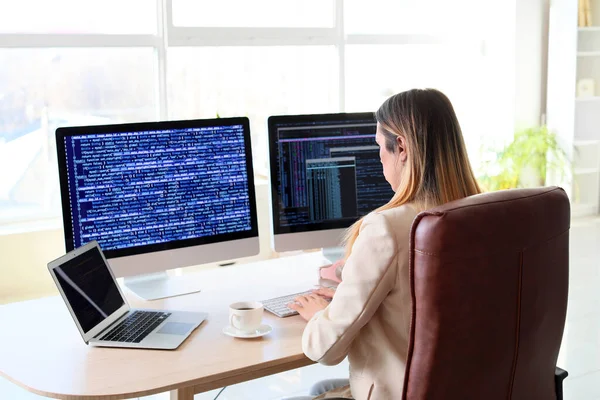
167, 46, 338, 174
172, 0, 334, 28
0, 48, 157, 223
345, 44, 511, 170
345, 0, 486, 35
0, 0, 157, 34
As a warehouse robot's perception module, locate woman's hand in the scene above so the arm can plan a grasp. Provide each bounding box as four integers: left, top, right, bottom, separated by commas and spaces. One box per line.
288, 294, 329, 321
311, 286, 336, 299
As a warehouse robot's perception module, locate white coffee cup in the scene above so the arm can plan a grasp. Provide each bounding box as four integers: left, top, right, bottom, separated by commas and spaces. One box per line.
229, 301, 263, 333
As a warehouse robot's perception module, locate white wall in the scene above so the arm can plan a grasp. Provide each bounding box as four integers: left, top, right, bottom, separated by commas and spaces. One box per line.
0, 226, 64, 304
515, 0, 550, 129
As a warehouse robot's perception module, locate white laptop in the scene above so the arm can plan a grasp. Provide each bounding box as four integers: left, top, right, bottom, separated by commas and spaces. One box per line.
48, 241, 207, 350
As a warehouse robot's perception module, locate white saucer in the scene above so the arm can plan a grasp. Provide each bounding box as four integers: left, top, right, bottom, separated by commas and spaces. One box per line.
222, 324, 273, 339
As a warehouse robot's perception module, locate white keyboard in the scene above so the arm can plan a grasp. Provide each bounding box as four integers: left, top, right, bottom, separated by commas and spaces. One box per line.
262, 290, 314, 318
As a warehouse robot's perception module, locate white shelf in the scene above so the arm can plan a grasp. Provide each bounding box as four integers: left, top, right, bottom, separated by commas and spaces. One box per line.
577, 51, 600, 56
574, 167, 600, 175
574, 140, 600, 147
548, 1, 600, 218
576, 96, 600, 102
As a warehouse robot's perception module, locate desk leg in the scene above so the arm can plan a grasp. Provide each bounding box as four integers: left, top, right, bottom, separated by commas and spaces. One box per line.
170, 387, 194, 400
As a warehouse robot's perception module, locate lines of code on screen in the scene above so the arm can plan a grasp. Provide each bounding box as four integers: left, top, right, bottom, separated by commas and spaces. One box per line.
276, 121, 394, 227
63, 125, 252, 251
306, 158, 358, 221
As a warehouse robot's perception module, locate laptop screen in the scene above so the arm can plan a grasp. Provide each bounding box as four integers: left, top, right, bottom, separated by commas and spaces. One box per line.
52, 246, 125, 333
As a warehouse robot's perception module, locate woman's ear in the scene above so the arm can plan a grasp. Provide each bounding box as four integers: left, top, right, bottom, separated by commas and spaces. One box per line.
396, 136, 408, 163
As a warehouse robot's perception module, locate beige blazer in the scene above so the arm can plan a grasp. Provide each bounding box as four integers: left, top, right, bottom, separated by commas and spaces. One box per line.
303, 204, 418, 400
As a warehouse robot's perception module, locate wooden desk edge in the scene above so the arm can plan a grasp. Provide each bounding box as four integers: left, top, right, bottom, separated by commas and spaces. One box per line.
190, 356, 314, 394
2, 356, 314, 400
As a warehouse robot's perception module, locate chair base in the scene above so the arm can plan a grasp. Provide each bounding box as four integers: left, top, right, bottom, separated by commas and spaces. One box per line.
555, 367, 568, 400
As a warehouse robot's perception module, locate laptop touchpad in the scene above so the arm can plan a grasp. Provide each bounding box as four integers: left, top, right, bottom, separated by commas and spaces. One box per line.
157, 322, 194, 335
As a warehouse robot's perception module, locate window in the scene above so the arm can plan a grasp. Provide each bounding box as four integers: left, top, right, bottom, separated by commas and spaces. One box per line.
0, 48, 156, 222
344, 0, 487, 35
172, 0, 335, 28
0, 0, 515, 225
0, 0, 156, 34
168, 46, 338, 171
345, 43, 490, 159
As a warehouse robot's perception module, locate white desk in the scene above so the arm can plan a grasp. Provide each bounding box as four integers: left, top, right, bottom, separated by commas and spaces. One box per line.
0, 252, 330, 400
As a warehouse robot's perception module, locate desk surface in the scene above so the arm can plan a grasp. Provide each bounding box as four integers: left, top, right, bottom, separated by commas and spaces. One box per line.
0, 252, 329, 400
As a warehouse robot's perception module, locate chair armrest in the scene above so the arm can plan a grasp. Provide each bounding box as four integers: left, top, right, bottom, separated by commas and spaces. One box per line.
555, 367, 568, 400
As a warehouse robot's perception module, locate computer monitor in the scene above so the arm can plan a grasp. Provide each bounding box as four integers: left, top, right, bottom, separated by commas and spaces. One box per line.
268, 112, 394, 260
56, 117, 259, 300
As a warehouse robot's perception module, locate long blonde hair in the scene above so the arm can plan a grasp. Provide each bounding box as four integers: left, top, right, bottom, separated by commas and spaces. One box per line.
344, 88, 481, 257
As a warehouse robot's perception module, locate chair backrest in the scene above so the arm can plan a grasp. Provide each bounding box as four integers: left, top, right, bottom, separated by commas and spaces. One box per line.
403, 187, 570, 400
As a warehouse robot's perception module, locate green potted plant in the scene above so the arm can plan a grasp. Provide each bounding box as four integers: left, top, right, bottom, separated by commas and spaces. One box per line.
478, 126, 571, 191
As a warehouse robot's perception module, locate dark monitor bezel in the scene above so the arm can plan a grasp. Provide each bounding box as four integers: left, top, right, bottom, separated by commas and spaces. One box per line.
268, 112, 378, 236
56, 117, 259, 259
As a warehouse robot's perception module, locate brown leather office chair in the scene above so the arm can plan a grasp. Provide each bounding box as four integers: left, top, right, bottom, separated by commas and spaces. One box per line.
402, 186, 569, 400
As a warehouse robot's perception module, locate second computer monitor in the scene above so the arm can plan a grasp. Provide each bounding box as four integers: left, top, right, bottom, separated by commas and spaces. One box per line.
268, 112, 394, 254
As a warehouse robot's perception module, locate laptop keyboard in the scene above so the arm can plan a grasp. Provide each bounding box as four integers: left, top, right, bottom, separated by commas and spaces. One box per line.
100, 310, 171, 343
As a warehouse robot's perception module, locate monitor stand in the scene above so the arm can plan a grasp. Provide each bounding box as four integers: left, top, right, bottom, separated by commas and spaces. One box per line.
322, 246, 345, 264
123, 272, 202, 301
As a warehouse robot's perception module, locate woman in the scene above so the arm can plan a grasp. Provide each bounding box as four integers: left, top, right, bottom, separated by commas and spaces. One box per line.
287, 88, 482, 399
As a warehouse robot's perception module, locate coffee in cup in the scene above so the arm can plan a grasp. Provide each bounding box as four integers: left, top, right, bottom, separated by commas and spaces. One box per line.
229, 301, 263, 333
